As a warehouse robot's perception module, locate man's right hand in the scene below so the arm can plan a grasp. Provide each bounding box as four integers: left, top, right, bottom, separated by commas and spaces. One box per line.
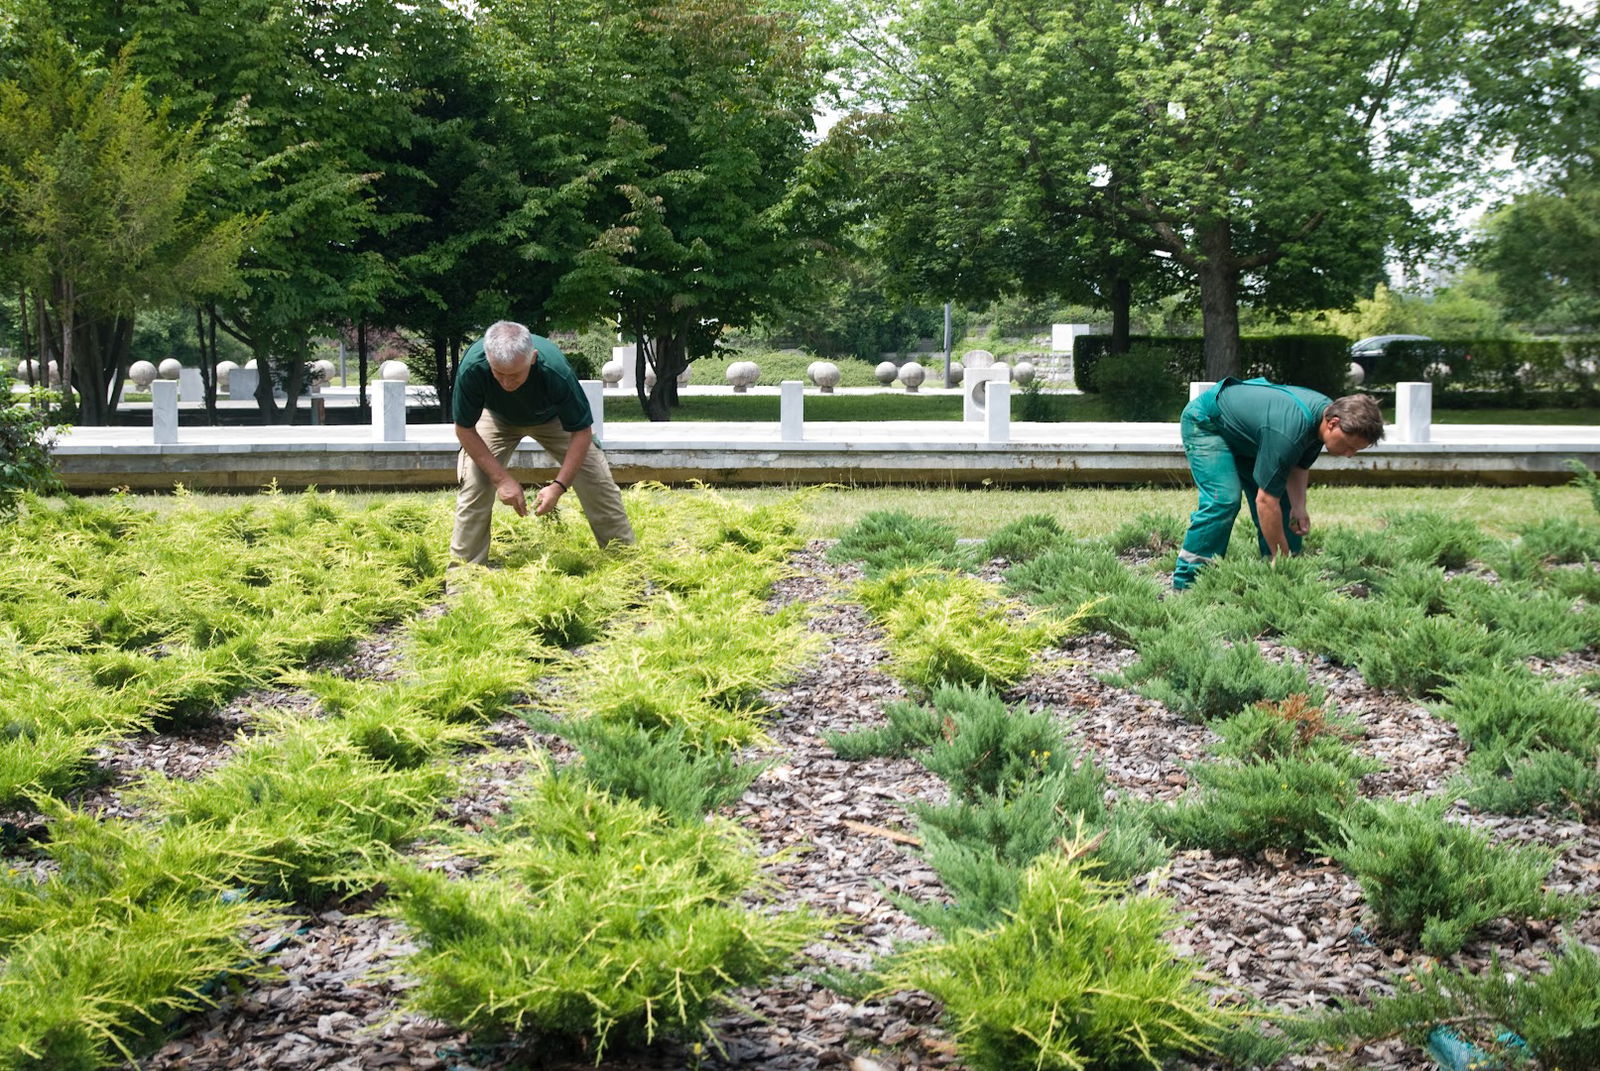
497, 478, 528, 516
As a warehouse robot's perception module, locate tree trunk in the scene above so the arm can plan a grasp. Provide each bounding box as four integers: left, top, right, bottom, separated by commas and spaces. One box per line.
1195, 220, 1242, 381
1108, 275, 1132, 354
196, 307, 218, 424
431, 334, 449, 421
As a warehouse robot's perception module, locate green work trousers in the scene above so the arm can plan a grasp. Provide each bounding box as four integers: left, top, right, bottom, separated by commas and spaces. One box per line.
1172, 397, 1300, 589
450, 410, 635, 564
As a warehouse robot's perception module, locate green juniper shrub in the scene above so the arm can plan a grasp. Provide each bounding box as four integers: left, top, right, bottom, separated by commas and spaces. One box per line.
1382, 509, 1487, 570
1547, 561, 1600, 602
827, 509, 962, 576
1155, 753, 1377, 857
908, 784, 1169, 932
823, 696, 944, 760
1566, 457, 1600, 517
1365, 560, 1451, 616
1303, 943, 1600, 1071
555, 718, 767, 823
1318, 796, 1584, 957
978, 513, 1068, 565
1433, 666, 1600, 772
1305, 525, 1404, 583
1154, 695, 1378, 856
1296, 598, 1504, 698
1441, 576, 1593, 660
1175, 553, 1329, 640
1106, 510, 1187, 556
919, 684, 1071, 800
1002, 540, 1169, 641
1113, 620, 1322, 722
385, 777, 822, 1058
1460, 748, 1600, 821
891, 847, 1232, 1071
1483, 538, 1546, 584
1516, 515, 1600, 564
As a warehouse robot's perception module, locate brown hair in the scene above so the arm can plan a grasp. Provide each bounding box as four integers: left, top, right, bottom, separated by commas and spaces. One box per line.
1324, 394, 1384, 443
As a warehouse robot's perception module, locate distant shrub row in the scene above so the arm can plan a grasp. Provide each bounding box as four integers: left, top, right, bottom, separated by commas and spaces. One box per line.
1075, 334, 1351, 401
1076, 333, 1600, 407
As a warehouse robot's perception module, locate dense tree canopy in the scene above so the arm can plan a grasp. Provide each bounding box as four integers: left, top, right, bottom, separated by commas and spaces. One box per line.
845, 0, 1579, 378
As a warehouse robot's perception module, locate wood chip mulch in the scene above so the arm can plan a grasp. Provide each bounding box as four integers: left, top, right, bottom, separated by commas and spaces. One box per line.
34, 540, 1588, 1071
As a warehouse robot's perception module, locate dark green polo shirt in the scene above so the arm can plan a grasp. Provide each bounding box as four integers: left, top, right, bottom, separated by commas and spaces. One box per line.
1213, 381, 1329, 497
451, 334, 593, 431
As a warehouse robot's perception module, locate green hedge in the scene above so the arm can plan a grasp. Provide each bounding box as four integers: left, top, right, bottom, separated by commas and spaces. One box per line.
1075, 335, 1350, 399
1382, 339, 1600, 400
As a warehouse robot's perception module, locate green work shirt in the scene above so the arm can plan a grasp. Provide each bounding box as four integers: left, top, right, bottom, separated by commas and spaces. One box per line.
451, 334, 593, 432
1212, 381, 1330, 498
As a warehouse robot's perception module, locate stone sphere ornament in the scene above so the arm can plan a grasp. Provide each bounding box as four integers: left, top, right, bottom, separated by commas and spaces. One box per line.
215, 360, 238, 383
601, 360, 624, 387
949, 361, 965, 385
1012, 361, 1036, 386
807, 361, 841, 393
726, 361, 760, 392
128, 360, 158, 389
309, 359, 336, 385
898, 361, 927, 392
379, 359, 410, 383
874, 360, 898, 385
158, 358, 183, 380
1347, 362, 1366, 386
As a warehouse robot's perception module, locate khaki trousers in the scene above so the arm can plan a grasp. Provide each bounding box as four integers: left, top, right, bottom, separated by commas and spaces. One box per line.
450, 411, 635, 563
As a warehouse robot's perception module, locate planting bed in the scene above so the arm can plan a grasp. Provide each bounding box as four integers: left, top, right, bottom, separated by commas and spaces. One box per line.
2, 491, 1598, 1070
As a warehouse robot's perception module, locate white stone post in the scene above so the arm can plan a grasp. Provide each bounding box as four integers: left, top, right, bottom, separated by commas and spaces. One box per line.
986, 379, 1011, 443
1394, 381, 1432, 444
582, 379, 604, 443
1189, 380, 1217, 401
372, 378, 407, 442
178, 367, 204, 402
612, 344, 637, 390
780, 380, 804, 441
151, 379, 178, 444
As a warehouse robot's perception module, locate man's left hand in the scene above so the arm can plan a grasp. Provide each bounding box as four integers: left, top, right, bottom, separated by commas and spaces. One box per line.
1289, 508, 1311, 536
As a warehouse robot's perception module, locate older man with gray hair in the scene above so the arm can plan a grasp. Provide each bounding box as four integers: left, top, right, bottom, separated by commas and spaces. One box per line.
450, 320, 635, 563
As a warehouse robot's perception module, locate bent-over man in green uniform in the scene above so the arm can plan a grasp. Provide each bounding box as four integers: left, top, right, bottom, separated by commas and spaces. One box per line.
1172, 377, 1384, 590
450, 320, 635, 564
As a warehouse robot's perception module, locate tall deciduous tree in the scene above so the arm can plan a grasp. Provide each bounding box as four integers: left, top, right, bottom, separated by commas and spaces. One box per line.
851, 0, 1564, 379
493, 0, 828, 421
0, 36, 244, 424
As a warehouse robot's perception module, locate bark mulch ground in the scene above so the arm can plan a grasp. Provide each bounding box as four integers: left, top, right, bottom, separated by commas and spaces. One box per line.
73, 541, 1594, 1070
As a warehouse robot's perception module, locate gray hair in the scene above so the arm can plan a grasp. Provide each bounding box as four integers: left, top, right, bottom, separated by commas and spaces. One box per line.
483, 321, 535, 370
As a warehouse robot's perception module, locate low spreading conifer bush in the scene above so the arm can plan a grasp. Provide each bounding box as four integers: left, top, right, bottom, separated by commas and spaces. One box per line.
386, 778, 822, 1057
1113, 621, 1321, 722
978, 513, 1068, 564
892, 848, 1231, 1071
1305, 944, 1600, 1070
828, 510, 963, 576
1002, 540, 1168, 640
1381, 509, 1488, 570
822, 696, 944, 760
1516, 515, 1600, 564
1434, 667, 1600, 771
1319, 797, 1583, 956
1174, 554, 1329, 640
1106, 510, 1187, 556
553, 719, 766, 823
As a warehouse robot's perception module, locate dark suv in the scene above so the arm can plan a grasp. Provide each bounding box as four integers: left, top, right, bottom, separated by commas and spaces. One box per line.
1349, 334, 1430, 379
